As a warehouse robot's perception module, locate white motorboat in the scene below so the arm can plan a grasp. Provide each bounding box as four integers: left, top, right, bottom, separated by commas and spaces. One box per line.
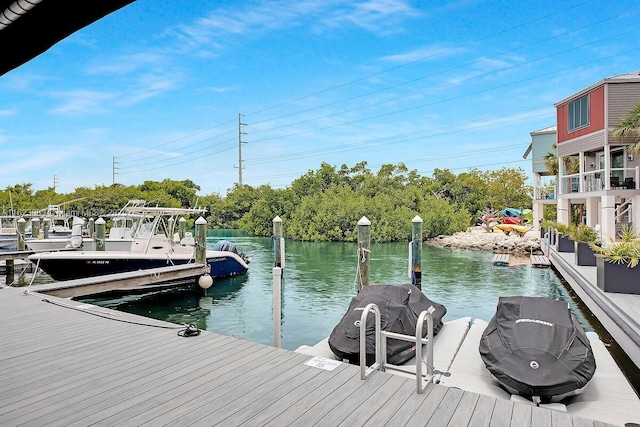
27, 205, 249, 282
25, 200, 144, 252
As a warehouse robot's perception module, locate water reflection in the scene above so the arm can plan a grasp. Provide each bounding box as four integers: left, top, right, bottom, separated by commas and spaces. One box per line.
75, 235, 595, 352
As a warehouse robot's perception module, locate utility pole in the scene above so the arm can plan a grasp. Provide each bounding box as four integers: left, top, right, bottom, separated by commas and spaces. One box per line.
112, 156, 119, 185
236, 113, 247, 186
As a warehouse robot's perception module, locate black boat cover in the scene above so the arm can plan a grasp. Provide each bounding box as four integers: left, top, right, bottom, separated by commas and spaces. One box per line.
479, 296, 596, 400
328, 284, 447, 365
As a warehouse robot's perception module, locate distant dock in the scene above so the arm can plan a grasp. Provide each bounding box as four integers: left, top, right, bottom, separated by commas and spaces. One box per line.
492, 253, 510, 266
530, 254, 550, 267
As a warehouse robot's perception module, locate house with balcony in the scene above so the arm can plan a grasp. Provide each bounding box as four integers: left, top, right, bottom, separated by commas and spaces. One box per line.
523, 125, 557, 232
553, 70, 640, 241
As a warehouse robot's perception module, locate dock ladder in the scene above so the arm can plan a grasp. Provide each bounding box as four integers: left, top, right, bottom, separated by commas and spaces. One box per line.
358, 303, 437, 394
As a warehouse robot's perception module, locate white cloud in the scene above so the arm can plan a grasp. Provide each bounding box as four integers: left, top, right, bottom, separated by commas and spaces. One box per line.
49, 90, 116, 115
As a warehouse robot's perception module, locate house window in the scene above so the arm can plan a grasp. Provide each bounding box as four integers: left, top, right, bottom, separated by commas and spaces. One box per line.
568, 95, 589, 131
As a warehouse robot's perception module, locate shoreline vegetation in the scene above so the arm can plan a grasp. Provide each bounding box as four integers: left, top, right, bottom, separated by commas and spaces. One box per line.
1, 163, 534, 245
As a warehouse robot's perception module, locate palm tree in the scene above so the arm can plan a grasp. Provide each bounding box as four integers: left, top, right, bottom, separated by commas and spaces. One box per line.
543, 146, 559, 176
543, 144, 579, 175
613, 102, 640, 155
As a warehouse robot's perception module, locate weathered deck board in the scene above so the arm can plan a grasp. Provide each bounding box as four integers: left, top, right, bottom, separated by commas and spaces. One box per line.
0, 285, 622, 427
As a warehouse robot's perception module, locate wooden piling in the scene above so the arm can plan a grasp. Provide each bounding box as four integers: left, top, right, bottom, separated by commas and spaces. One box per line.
5, 259, 14, 280
43, 218, 50, 239
168, 218, 175, 240
178, 217, 186, 241
195, 217, 207, 264
273, 216, 283, 269
95, 218, 106, 251
411, 215, 423, 290
88, 218, 95, 238
31, 218, 40, 239
357, 216, 371, 292
17, 218, 26, 251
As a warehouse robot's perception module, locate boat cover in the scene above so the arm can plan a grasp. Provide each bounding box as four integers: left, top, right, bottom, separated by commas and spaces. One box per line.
479, 296, 596, 400
328, 284, 447, 365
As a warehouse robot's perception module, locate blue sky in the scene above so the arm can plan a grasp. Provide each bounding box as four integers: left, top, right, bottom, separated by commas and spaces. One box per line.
1, 0, 640, 196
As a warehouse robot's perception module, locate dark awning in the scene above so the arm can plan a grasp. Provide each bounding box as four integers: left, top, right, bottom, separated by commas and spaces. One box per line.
0, 0, 136, 76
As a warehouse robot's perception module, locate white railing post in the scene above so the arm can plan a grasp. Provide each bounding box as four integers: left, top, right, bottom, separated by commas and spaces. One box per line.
415, 306, 435, 393
359, 303, 381, 380
273, 266, 282, 348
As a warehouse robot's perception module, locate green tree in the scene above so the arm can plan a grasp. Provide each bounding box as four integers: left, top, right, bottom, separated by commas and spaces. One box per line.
485, 168, 532, 210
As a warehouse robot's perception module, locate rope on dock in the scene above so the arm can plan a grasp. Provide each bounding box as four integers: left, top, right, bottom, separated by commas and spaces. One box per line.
32, 294, 186, 330
354, 246, 371, 292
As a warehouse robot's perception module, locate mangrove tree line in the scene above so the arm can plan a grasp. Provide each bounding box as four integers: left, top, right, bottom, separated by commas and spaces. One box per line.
0, 163, 531, 242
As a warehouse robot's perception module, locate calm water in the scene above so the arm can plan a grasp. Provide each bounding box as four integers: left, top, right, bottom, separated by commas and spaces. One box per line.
74, 229, 597, 352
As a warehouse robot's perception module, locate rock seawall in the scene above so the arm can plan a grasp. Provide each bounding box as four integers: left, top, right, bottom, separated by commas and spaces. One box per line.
427, 226, 541, 255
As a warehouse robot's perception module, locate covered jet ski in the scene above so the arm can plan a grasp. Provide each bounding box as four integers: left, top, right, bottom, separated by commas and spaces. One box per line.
328, 284, 447, 366
479, 296, 596, 402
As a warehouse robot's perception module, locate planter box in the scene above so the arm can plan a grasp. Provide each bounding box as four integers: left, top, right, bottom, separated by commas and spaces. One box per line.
556, 235, 574, 253
596, 257, 640, 294
574, 241, 596, 266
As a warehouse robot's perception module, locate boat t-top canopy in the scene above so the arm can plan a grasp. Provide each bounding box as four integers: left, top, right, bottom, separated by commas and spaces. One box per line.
122, 206, 207, 216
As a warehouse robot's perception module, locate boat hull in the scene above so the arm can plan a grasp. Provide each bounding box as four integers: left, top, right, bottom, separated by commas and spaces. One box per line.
28, 250, 249, 281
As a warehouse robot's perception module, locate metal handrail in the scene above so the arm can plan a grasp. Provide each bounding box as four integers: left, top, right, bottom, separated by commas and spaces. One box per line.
415, 306, 435, 393
359, 303, 382, 380
616, 199, 633, 223
358, 302, 436, 393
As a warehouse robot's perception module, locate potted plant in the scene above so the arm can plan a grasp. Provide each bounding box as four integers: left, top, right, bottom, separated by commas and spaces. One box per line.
590, 227, 640, 294
554, 223, 575, 253
568, 224, 599, 266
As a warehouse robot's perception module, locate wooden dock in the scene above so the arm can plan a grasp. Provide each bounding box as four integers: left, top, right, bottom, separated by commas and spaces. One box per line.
492, 253, 510, 266
26, 263, 208, 298
530, 254, 551, 267
0, 285, 617, 426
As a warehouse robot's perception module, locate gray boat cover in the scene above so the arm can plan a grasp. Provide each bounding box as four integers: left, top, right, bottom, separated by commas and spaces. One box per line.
479, 296, 596, 400
328, 284, 446, 365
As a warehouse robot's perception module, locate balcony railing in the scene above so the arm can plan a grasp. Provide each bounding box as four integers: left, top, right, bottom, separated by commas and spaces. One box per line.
559, 167, 640, 194
533, 185, 556, 200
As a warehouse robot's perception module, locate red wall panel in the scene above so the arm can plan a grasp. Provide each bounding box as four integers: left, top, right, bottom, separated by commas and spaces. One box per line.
557, 86, 605, 143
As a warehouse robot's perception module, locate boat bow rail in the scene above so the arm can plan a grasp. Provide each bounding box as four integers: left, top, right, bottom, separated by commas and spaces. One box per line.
358, 303, 443, 393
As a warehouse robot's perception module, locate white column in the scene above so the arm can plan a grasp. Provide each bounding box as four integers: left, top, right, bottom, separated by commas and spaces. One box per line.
579, 152, 585, 192
586, 197, 599, 229
601, 195, 616, 242
632, 195, 640, 234
604, 145, 611, 190
533, 202, 544, 232
558, 156, 564, 195
557, 198, 570, 225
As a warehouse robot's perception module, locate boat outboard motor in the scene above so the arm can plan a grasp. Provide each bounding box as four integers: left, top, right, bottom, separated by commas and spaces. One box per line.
328, 284, 446, 366
479, 296, 596, 402
66, 217, 85, 249
214, 240, 250, 264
